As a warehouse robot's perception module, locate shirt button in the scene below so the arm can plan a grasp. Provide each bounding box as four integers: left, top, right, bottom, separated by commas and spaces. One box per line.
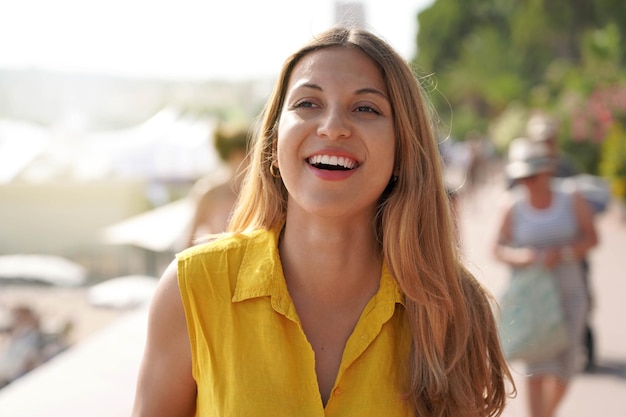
334, 387, 342, 396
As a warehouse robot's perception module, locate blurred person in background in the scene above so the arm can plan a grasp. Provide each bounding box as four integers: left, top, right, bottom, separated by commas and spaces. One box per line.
526, 111, 599, 370
183, 124, 250, 248
0, 305, 45, 388
493, 137, 598, 417
132, 27, 512, 417
464, 130, 493, 192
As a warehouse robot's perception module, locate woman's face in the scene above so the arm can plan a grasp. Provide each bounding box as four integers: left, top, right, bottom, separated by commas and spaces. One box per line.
276, 46, 396, 220
519, 169, 552, 188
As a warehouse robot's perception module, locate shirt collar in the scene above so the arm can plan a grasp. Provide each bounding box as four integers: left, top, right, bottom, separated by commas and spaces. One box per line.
232, 225, 285, 302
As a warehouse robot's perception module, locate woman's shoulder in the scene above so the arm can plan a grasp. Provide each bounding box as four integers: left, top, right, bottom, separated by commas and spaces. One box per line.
175, 227, 282, 299
550, 178, 582, 209
177, 228, 277, 262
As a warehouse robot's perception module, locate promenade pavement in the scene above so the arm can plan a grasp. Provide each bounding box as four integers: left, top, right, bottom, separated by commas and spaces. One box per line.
460, 177, 626, 417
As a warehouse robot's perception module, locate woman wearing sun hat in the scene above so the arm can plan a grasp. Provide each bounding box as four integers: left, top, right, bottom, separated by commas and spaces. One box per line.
492, 137, 598, 417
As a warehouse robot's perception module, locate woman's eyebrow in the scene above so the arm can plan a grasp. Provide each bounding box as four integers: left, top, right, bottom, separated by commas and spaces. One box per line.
291, 81, 322, 92
355, 87, 389, 101
291, 83, 388, 101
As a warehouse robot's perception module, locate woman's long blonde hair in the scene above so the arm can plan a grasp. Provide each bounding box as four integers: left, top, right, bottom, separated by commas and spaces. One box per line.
229, 27, 514, 417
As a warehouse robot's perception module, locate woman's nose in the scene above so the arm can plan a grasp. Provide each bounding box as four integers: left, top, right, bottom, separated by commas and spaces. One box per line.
316, 107, 351, 140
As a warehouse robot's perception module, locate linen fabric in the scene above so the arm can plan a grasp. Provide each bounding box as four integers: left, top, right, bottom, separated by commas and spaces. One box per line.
177, 227, 413, 416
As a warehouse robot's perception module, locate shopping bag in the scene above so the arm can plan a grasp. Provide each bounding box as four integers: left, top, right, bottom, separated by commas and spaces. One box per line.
498, 265, 569, 363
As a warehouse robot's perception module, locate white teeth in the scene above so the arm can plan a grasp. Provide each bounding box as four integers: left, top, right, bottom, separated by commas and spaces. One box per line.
309, 155, 356, 169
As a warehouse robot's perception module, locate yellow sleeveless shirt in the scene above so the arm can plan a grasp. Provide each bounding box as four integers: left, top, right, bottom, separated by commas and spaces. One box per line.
177, 227, 412, 416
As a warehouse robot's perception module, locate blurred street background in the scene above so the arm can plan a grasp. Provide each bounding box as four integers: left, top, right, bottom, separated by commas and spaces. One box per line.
1, 0, 625, 416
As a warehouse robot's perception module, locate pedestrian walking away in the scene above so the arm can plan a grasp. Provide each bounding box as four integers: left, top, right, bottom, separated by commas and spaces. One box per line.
493, 137, 598, 417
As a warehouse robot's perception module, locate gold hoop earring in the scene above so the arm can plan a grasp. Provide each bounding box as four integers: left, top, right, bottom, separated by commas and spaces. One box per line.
270, 161, 281, 178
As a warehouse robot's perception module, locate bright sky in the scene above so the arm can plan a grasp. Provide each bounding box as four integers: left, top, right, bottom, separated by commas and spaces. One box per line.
0, 0, 434, 81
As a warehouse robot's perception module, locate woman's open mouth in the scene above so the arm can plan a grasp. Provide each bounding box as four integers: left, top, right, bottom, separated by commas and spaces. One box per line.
307, 155, 358, 171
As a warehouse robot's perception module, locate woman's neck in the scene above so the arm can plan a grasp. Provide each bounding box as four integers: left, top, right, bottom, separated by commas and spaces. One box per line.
278, 218, 382, 301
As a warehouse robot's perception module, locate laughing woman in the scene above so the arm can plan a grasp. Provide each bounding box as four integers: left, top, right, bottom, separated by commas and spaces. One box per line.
132, 27, 513, 417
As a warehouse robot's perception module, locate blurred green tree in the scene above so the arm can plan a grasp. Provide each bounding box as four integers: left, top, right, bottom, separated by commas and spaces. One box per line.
413, 0, 626, 154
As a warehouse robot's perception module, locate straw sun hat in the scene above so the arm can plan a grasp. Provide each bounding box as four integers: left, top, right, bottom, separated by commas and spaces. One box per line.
506, 137, 554, 180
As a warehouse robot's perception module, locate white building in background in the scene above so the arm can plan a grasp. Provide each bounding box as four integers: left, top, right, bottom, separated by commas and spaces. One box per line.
0, 109, 219, 185
0, 119, 50, 184
0, 109, 220, 278
335, 1, 366, 27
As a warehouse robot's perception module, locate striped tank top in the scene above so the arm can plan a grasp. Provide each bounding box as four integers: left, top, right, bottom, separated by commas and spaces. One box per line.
511, 181, 577, 249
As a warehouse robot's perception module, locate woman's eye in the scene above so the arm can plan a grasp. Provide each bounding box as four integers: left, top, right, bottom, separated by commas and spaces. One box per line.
355, 105, 380, 114
294, 100, 317, 109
